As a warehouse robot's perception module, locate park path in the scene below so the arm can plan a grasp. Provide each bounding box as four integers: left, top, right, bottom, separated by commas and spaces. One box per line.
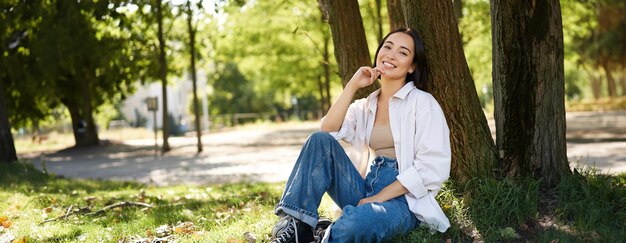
26, 111, 626, 186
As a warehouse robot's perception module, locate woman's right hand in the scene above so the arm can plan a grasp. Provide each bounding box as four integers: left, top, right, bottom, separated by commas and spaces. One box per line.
347, 66, 384, 89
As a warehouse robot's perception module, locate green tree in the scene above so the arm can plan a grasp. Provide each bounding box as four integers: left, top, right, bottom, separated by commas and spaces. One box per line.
27, 1, 142, 147
1, 0, 154, 149
209, 1, 330, 118
208, 62, 263, 116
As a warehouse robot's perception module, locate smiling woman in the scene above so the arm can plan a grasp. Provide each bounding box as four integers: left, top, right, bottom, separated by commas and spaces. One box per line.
270, 28, 452, 243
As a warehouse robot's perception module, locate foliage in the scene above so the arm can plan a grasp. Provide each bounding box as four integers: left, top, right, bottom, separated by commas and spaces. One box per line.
554, 167, 626, 242
458, 0, 493, 107
205, 0, 337, 117
465, 177, 540, 241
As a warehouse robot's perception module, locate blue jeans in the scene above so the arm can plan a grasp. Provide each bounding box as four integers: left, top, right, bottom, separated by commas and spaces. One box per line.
275, 132, 418, 242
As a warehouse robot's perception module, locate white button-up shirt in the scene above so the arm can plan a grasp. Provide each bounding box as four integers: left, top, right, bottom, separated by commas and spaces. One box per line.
323, 82, 451, 232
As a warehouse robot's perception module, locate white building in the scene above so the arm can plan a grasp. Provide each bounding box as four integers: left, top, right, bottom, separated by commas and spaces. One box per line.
120, 71, 209, 131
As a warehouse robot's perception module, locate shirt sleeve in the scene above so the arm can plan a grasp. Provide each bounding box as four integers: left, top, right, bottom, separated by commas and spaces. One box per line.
396, 95, 451, 199
319, 99, 365, 146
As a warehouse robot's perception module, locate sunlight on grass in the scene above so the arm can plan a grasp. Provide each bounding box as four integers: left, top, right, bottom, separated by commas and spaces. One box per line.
1, 161, 625, 242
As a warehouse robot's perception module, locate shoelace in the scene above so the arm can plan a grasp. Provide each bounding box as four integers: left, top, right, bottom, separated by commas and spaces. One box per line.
314, 228, 325, 243
274, 217, 299, 243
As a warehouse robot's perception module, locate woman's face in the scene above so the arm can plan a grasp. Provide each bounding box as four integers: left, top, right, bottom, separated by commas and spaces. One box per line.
376, 32, 415, 81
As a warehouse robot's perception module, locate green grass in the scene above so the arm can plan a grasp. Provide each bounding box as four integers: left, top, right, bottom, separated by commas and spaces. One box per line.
1, 162, 625, 242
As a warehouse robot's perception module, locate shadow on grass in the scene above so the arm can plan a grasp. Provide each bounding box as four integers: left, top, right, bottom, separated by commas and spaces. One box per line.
0, 161, 143, 194
2, 161, 624, 242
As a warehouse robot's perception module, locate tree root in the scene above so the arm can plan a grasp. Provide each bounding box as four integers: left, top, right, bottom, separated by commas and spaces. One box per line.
40, 201, 153, 224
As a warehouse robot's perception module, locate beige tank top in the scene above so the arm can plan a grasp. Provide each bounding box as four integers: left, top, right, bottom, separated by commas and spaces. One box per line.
369, 125, 396, 159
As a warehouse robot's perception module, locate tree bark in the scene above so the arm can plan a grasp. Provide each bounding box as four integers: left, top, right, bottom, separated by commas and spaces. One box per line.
491, 0, 569, 185
453, 0, 463, 20
375, 0, 383, 43
0, 78, 17, 163
402, 0, 497, 182
187, 1, 202, 153
621, 67, 626, 96
323, 30, 332, 114
387, 0, 406, 31
63, 99, 99, 147
319, 0, 378, 99
156, 0, 171, 153
591, 73, 602, 99
602, 60, 617, 97
316, 75, 326, 116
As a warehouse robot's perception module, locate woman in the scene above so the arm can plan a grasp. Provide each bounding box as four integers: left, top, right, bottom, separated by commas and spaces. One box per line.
271, 28, 451, 243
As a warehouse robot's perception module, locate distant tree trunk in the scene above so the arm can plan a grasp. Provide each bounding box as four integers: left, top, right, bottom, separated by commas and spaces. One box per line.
187, 1, 202, 153
64, 100, 98, 147
156, 0, 170, 153
375, 0, 383, 43
318, 0, 377, 99
0, 79, 17, 163
602, 60, 617, 97
491, 0, 569, 185
453, 0, 463, 20
387, 0, 405, 30
402, 0, 497, 182
61, 74, 99, 147
621, 67, 626, 96
591, 73, 602, 99
322, 30, 332, 113
316, 75, 326, 116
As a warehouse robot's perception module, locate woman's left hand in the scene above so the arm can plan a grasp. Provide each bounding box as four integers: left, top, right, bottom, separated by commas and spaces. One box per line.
358, 195, 384, 206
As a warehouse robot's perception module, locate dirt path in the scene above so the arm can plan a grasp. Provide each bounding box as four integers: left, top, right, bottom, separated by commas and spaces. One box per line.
29, 122, 318, 186
25, 112, 626, 185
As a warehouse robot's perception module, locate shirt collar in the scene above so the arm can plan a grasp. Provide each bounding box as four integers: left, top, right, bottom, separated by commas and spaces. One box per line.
366, 81, 416, 112
393, 81, 417, 100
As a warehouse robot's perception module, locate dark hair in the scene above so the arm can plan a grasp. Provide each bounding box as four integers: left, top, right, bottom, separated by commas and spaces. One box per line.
373, 28, 428, 91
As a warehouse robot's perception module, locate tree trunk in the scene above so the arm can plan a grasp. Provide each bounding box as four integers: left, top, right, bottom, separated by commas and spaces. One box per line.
64, 100, 99, 147
0, 79, 17, 163
187, 1, 202, 153
375, 0, 383, 43
453, 0, 463, 20
621, 67, 626, 96
491, 0, 569, 186
319, 0, 378, 99
156, 0, 170, 153
591, 73, 602, 99
602, 60, 617, 97
387, 0, 406, 31
317, 75, 326, 116
323, 30, 332, 114
402, 0, 497, 182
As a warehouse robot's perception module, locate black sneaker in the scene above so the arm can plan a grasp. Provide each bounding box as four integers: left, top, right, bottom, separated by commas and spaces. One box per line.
271, 215, 314, 243
314, 218, 332, 242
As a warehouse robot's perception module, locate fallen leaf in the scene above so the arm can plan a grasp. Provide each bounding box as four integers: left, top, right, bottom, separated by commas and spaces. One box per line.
12, 236, 27, 243
227, 237, 244, 243
0, 218, 11, 229
174, 221, 195, 234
